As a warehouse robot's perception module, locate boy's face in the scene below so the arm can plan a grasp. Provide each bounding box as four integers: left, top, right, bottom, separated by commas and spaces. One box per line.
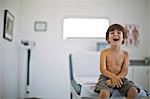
108, 29, 124, 46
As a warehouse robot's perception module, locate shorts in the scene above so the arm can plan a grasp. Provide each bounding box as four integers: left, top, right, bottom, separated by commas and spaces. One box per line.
94, 75, 139, 97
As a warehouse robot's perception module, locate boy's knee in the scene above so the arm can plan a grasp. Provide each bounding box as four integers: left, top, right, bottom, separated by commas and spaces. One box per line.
99, 89, 110, 99
127, 87, 138, 97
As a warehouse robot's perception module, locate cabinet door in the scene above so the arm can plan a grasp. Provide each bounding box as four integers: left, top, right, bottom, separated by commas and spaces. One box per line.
126, 66, 133, 81
133, 66, 149, 89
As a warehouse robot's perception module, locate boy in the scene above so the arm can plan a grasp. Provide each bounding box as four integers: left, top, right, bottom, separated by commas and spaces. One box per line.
94, 24, 138, 99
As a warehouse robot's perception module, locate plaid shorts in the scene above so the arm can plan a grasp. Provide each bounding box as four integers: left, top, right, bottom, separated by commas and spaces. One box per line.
94, 75, 139, 97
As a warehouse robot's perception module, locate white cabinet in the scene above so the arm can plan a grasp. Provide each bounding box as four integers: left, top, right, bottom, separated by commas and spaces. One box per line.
133, 66, 149, 89
126, 66, 133, 81
126, 66, 149, 89
132, 66, 149, 99
121, 66, 149, 98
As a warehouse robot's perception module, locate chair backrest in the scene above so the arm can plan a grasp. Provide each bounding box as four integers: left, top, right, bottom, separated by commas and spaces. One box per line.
70, 51, 100, 78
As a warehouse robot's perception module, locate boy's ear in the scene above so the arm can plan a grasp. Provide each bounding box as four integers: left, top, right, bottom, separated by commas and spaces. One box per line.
106, 39, 110, 43
107, 40, 110, 43
106, 37, 109, 43
122, 39, 124, 44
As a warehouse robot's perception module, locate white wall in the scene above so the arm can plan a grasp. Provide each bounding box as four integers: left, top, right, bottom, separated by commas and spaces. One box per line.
18, 0, 149, 99
148, 0, 150, 55
0, 0, 4, 98
144, 0, 150, 57
0, 0, 21, 99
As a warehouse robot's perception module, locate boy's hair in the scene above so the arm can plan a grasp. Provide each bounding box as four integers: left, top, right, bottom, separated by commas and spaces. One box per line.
106, 24, 127, 44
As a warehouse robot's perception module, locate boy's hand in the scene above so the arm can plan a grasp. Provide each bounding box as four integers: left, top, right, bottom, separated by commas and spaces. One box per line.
106, 79, 114, 87
106, 79, 122, 88
111, 75, 123, 88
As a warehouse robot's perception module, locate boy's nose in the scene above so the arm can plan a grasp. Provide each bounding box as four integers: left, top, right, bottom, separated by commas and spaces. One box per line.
114, 31, 118, 35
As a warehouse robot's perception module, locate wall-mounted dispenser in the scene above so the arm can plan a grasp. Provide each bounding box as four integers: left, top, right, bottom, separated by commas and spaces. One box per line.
20, 40, 36, 98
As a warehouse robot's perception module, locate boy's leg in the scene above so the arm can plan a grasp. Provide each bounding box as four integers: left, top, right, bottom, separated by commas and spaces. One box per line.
126, 87, 138, 99
94, 75, 111, 99
118, 78, 138, 99
99, 89, 110, 99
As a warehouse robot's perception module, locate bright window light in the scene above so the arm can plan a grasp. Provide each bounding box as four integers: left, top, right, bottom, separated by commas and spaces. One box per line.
63, 18, 109, 39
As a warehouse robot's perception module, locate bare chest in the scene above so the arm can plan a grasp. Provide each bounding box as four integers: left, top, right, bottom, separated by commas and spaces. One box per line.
106, 54, 124, 67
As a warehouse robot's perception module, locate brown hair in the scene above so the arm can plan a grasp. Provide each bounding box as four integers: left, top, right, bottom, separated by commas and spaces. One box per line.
106, 24, 127, 44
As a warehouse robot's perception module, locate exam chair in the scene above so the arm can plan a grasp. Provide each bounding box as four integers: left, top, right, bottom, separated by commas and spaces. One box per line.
69, 51, 149, 99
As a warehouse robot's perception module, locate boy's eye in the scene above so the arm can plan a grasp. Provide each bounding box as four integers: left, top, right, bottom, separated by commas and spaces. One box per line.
110, 32, 114, 34
118, 31, 122, 34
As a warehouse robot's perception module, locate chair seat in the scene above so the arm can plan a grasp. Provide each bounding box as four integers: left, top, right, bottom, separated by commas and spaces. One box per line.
72, 76, 149, 98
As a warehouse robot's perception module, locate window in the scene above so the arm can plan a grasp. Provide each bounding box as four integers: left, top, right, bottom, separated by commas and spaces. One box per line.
63, 18, 109, 39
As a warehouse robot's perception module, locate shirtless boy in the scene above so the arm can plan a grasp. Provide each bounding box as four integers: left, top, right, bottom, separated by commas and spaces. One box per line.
94, 24, 138, 99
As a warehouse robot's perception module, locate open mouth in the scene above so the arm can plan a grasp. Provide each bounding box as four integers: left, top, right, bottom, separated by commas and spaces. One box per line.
113, 38, 119, 41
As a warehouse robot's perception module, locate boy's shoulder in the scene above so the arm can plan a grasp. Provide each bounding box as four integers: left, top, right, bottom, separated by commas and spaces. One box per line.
123, 50, 128, 54
100, 48, 109, 55
102, 48, 110, 52
122, 50, 129, 57
100, 48, 129, 56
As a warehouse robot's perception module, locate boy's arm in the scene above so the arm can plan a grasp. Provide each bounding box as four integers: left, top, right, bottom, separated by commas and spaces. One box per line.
117, 51, 129, 78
